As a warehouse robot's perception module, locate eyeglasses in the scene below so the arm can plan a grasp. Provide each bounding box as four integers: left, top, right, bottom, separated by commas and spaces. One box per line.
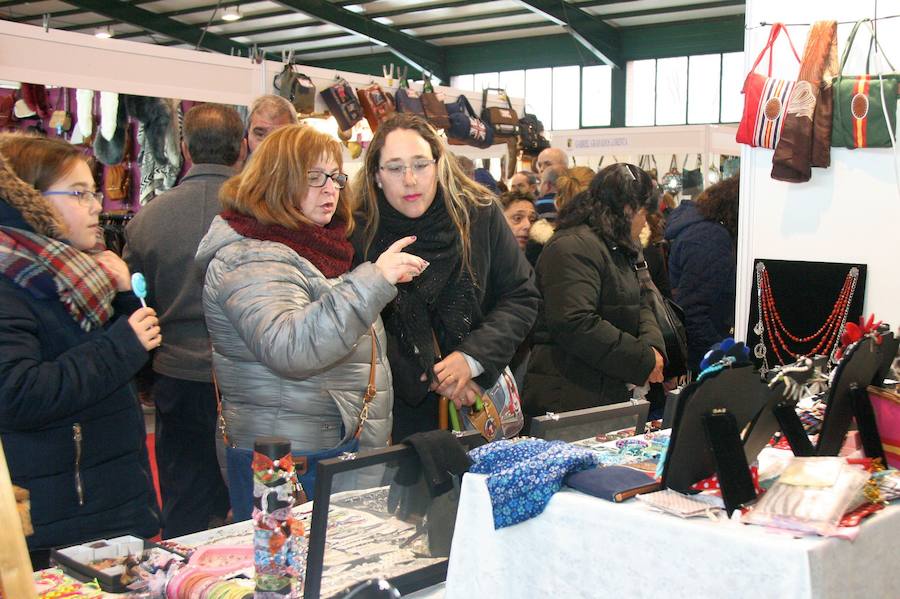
378, 159, 436, 178
307, 171, 348, 189
43, 190, 103, 206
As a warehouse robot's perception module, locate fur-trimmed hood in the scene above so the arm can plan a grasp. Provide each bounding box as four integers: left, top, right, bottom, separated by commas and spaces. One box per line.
0, 151, 67, 239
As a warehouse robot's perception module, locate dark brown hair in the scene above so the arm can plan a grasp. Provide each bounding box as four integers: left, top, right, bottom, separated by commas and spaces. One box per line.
499, 190, 535, 210
696, 175, 740, 241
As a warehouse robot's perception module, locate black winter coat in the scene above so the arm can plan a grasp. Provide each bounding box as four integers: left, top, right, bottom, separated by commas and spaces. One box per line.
352, 201, 540, 435
0, 200, 160, 551
523, 224, 664, 415
664, 200, 736, 372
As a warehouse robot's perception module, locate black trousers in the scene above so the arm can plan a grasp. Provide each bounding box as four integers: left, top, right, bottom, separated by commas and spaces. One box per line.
153, 375, 230, 539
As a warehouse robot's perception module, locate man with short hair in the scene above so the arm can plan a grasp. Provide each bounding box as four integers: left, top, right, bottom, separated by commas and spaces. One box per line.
535, 165, 565, 222
510, 170, 539, 198
246, 94, 297, 153
124, 103, 246, 538
535, 147, 568, 174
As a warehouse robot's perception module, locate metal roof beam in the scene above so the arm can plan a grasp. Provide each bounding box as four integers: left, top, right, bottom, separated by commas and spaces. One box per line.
59, 0, 268, 59
514, 0, 622, 68
274, 0, 448, 81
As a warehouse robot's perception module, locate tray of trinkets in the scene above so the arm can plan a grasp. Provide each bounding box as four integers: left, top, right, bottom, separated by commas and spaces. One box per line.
50, 535, 189, 593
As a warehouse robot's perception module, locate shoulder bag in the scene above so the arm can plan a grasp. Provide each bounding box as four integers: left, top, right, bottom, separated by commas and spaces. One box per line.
320, 79, 364, 131
831, 19, 900, 149
480, 88, 520, 140
518, 113, 550, 157
634, 250, 688, 378
445, 95, 494, 148
681, 154, 703, 197
274, 64, 316, 114
395, 87, 426, 117
421, 76, 451, 130
218, 329, 378, 520
103, 127, 132, 205
357, 84, 395, 132
736, 23, 801, 149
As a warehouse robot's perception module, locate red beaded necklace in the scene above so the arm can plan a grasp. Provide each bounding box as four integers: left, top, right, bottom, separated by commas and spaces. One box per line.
753, 263, 859, 374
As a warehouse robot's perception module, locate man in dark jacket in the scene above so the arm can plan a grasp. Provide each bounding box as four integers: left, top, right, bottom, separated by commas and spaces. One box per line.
124, 104, 245, 537
664, 177, 739, 373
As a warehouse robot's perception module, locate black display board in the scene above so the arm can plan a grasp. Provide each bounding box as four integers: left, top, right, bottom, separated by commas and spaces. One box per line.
747, 259, 867, 371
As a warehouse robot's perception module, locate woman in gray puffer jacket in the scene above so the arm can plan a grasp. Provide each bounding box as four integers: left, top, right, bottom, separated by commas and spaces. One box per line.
196, 126, 427, 482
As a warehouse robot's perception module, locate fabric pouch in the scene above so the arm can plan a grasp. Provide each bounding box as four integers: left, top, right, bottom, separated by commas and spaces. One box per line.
565, 466, 659, 502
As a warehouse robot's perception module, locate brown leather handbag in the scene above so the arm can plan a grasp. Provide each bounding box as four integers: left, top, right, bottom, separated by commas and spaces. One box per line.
421, 76, 451, 130
480, 87, 520, 141
357, 84, 395, 131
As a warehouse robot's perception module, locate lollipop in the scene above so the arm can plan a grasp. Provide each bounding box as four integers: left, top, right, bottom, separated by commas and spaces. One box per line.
131, 272, 148, 308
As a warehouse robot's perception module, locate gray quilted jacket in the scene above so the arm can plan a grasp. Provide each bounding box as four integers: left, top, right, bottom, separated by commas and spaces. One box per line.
196, 216, 395, 459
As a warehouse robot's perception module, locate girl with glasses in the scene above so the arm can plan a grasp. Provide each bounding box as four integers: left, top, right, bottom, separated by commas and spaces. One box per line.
197, 125, 426, 504
352, 113, 540, 441
0, 134, 161, 566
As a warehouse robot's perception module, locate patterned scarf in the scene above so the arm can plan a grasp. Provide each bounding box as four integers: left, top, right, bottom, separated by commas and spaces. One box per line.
220, 210, 353, 278
0, 225, 116, 331
364, 191, 478, 399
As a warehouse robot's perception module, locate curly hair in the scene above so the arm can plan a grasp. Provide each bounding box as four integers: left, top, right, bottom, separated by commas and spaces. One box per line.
499, 190, 535, 210
557, 163, 659, 255
695, 175, 740, 241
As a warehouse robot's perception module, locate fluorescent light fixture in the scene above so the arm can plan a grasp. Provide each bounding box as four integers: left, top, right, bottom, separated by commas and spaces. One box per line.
94, 26, 113, 39
221, 6, 242, 22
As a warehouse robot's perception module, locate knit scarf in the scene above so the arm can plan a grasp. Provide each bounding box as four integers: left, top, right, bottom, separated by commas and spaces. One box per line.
367, 191, 478, 395
221, 210, 353, 278
0, 225, 116, 331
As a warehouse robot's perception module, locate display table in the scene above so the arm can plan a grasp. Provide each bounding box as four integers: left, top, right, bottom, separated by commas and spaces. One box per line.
444, 473, 900, 599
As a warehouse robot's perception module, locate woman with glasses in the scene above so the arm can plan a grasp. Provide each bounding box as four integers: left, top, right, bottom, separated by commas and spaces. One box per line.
0, 134, 161, 566
352, 113, 540, 441
197, 125, 426, 498
523, 164, 666, 417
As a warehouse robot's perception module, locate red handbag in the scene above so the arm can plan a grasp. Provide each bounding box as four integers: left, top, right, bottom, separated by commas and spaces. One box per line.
736, 23, 801, 149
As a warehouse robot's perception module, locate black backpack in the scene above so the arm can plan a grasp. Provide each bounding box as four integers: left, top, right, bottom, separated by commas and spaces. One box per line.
518, 113, 550, 156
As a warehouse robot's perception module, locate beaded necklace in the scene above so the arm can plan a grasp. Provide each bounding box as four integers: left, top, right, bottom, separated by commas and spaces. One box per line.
754, 262, 859, 375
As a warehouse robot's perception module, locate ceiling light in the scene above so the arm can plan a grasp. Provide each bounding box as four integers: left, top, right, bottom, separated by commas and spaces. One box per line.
221, 6, 242, 21
94, 25, 113, 39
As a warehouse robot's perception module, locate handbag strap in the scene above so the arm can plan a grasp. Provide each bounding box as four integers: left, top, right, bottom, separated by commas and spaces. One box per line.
481, 87, 515, 113
669, 155, 678, 172
839, 19, 896, 75
749, 22, 800, 78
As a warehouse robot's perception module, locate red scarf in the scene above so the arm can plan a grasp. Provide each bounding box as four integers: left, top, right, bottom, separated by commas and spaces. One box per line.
221, 210, 353, 278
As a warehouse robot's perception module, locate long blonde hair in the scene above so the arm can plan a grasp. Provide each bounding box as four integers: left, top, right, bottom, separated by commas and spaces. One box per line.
220, 125, 353, 235
353, 113, 493, 273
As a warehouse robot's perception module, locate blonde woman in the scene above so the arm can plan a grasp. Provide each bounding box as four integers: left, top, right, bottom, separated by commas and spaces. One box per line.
196, 125, 426, 516
352, 113, 540, 441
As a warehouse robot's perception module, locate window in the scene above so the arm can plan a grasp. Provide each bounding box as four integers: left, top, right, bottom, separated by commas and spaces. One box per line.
498, 70, 526, 102
688, 54, 722, 124
581, 65, 612, 127
655, 57, 688, 125
552, 66, 580, 130
626, 59, 656, 126
449, 74, 474, 91
525, 67, 553, 131
720, 52, 746, 122
473, 72, 499, 91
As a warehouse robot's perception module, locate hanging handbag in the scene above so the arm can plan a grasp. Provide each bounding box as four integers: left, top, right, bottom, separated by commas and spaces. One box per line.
480, 88, 520, 141
445, 95, 494, 148
634, 250, 688, 378
395, 87, 426, 117
433, 334, 523, 441
357, 84, 395, 132
681, 154, 703, 196
661, 155, 683, 194
639, 155, 658, 181
421, 75, 451, 130
0, 94, 14, 128
320, 78, 364, 131
831, 19, 900, 149
48, 88, 72, 135
274, 64, 316, 114
517, 113, 550, 156
736, 23, 801, 149
217, 330, 378, 521
103, 128, 132, 205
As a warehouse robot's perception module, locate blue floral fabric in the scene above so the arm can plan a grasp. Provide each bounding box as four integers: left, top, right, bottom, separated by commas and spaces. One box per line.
469, 439, 599, 529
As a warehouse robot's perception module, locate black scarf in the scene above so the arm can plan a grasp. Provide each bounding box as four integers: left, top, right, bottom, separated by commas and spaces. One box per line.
367, 191, 478, 400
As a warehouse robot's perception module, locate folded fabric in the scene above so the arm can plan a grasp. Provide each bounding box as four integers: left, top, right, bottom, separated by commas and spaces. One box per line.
565, 466, 659, 502
469, 439, 599, 528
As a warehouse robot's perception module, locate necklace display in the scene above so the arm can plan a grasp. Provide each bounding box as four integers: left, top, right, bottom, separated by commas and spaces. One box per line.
754, 262, 859, 375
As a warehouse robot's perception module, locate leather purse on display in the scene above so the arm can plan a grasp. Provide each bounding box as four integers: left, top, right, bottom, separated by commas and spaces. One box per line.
48, 88, 72, 135
681, 154, 704, 197
104, 128, 132, 204
320, 79, 363, 131
420, 75, 451, 130
395, 87, 426, 117
357, 84, 395, 132
445, 95, 493, 148
736, 23, 801, 149
480, 88, 520, 140
831, 19, 900, 149
639, 155, 658, 181
274, 64, 316, 114
0, 94, 14, 128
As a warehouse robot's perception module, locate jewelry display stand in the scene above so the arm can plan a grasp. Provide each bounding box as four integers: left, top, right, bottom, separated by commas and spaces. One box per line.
529, 400, 651, 442
747, 259, 867, 375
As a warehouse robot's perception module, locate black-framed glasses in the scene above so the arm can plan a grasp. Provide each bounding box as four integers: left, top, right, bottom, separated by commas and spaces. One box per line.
378, 159, 436, 178
307, 171, 348, 189
43, 190, 103, 206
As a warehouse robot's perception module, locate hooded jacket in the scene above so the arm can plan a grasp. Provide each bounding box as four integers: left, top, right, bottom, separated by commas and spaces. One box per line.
0, 154, 159, 551
196, 216, 395, 459
664, 200, 736, 371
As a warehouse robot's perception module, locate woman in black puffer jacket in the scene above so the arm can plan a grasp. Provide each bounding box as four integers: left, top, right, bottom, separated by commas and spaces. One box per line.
524, 164, 666, 416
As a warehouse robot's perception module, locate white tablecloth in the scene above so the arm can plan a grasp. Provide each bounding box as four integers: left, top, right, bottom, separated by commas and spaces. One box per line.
444, 474, 900, 599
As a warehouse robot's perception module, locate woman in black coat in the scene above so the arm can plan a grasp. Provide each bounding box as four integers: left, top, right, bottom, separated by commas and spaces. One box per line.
352, 113, 540, 441
523, 164, 665, 416
0, 136, 161, 565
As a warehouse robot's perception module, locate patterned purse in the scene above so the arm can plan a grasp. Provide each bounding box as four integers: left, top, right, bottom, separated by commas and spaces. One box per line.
736, 23, 801, 149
